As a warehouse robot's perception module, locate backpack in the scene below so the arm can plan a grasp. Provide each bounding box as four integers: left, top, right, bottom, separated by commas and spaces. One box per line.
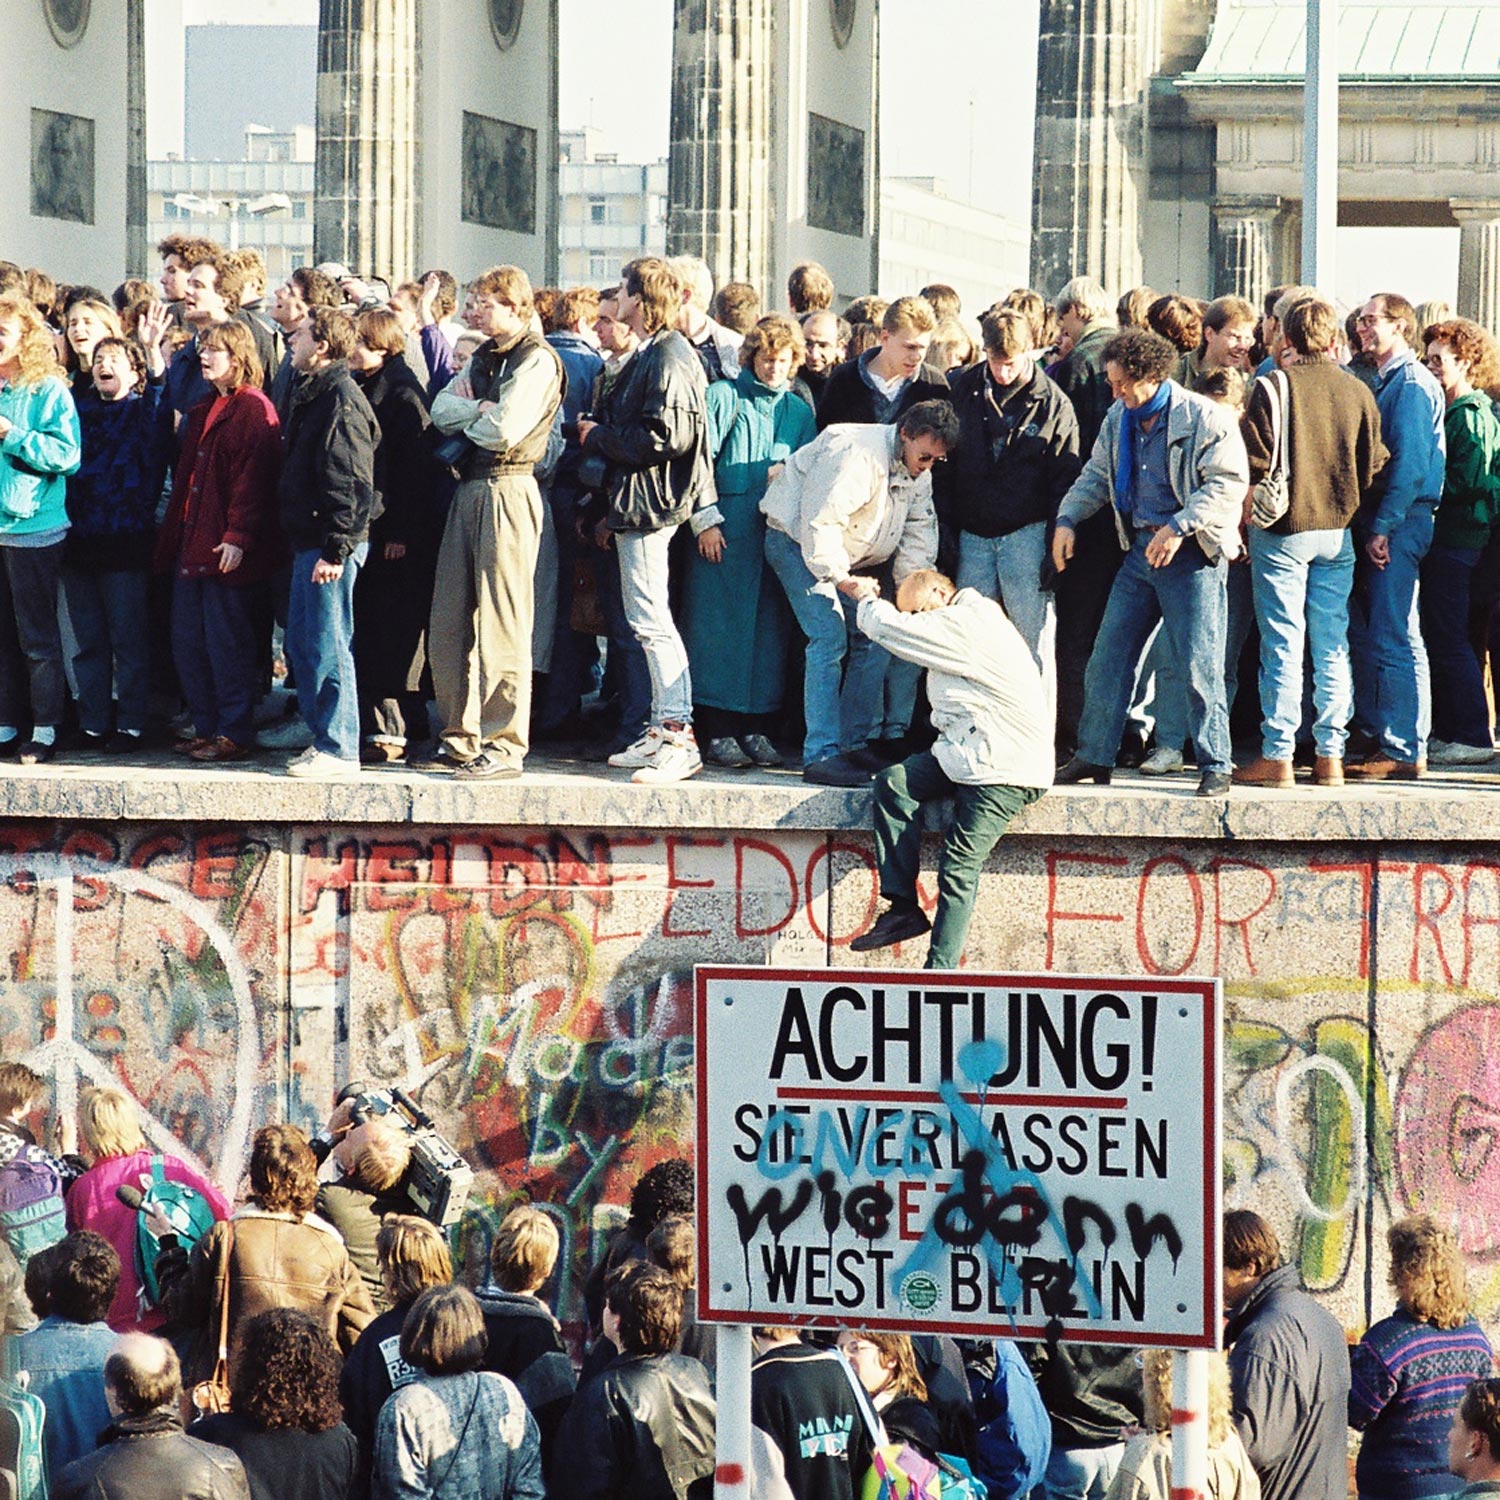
0, 1372, 46, 1500
131, 1156, 217, 1312
0, 1148, 65, 1271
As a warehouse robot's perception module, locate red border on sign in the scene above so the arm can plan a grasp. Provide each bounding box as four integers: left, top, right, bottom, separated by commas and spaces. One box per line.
693, 965, 1222, 1350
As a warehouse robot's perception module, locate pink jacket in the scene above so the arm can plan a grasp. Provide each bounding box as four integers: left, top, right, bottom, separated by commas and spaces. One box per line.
66, 1150, 231, 1332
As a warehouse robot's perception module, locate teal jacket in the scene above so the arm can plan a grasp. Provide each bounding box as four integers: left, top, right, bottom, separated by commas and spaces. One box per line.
694, 367, 818, 531
1433, 389, 1500, 551
0, 375, 81, 536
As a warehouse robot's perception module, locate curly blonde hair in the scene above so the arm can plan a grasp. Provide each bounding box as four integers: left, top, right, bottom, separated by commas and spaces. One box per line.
1140, 1347, 1234, 1447
0, 294, 63, 387
1390, 1214, 1470, 1329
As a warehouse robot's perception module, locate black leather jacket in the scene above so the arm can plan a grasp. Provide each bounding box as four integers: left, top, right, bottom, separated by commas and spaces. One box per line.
53, 1408, 250, 1500
551, 1350, 716, 1500
583, 329, 715, 534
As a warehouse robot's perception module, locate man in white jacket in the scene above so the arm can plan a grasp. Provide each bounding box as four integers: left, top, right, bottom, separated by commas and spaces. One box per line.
762, 401, 957, 786
849, 568, 1053, 967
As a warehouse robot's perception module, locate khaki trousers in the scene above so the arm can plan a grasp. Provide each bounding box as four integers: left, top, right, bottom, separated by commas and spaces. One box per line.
428, 473, 542, 764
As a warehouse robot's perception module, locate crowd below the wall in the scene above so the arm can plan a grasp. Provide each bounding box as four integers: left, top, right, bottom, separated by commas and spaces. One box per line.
0, 240, 1495, 792
3, 1060, 1500, 1500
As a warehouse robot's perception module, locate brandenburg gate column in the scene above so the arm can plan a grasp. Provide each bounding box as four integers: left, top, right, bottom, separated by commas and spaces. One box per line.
1451, 199, 1500, 336
1211, 194, 1281, 311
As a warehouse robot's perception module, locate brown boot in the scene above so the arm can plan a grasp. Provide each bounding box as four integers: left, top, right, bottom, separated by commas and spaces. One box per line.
1232, 755, 1294, 788
1313, 755, 1344, 787
1346, 754, 1426, 780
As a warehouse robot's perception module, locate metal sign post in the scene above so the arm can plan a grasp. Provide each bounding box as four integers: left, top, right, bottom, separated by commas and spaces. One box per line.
1302, 0, 1339, 287
1172, 1348, 1211, 1500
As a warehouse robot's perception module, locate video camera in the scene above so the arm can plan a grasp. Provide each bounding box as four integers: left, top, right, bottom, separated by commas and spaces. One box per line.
336, 1083, 474, 1230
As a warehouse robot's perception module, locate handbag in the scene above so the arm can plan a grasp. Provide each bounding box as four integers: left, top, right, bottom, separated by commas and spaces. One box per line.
1248, 370, 1292, 529
189, 1221, 234, 1419
569, 555, 606, 636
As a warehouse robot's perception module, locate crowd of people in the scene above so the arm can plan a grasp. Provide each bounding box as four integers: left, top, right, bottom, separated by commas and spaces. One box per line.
4, 1060, 1500, 1500
1, 241, 1494, 786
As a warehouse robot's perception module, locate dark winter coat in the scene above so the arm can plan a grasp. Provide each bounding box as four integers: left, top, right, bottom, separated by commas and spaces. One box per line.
276, 361, 380, 562
936, 362, 1081, 541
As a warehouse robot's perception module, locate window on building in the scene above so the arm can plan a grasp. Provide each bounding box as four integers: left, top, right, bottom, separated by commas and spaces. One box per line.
588, 255, 613, 281
589, 197, 608, 225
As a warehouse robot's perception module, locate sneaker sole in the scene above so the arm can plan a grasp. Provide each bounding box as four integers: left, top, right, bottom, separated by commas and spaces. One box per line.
631, 761, 703, 785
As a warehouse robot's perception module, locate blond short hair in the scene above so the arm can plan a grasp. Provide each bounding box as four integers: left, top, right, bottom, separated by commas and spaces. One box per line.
490, 1205, 560, 1293
882, 296, 937, 337
377, 1214, 453, 1306
346, 1119, 411, 1193
472, 265, 535, 319
79, 1087, 147, 1161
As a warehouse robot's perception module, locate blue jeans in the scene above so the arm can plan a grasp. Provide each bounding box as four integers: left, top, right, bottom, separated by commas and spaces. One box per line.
840, 587, 918, 747
1421, 542, 1491, 747
1350, 504, 1433, 762
1249, 526, 1354, 759
172, 576, 261, 745
1077, 531, 1230, 774
957, 523, 1057, 719
61, 566, 150, 734
286, 544, 366, 760
1040, 1443, 1125, 1500
765, 525, 850, 765
1138, 557, 1254, 754
616, 526, 692, 725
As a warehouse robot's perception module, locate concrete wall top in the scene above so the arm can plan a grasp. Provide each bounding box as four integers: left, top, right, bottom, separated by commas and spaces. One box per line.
11, 760, 1500, 844
4, 0, 128, 285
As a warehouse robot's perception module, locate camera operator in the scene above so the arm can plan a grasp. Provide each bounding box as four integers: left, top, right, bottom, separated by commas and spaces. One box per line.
312, 1097, 412, 1313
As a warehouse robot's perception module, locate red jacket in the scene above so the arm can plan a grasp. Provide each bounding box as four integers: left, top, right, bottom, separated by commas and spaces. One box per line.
156, 386, 286, 585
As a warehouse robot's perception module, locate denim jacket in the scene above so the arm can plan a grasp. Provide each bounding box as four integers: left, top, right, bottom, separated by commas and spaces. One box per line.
1369, 349, 1446, 537
0, 374, 81, 535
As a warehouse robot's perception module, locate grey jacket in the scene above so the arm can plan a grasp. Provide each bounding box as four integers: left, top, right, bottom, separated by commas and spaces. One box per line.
1056, 382, 1249, 561
1224, 1264, 1350, 1500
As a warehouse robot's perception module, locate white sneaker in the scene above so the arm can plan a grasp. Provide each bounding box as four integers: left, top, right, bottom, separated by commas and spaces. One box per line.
1428, 739, 1495, 766
608, 725, 665, 769
285, 749, 361, 780
257, 717, 314, 751
632, 728, 702, 784
1140, 747, 1185, 775
286, 745, 321, 768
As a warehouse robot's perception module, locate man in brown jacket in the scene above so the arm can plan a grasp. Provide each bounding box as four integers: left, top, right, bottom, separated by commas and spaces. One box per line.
1234, 297, 1388, 789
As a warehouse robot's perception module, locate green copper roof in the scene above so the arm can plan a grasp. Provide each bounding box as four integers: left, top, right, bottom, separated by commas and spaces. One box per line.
1190, 1, 1500, 79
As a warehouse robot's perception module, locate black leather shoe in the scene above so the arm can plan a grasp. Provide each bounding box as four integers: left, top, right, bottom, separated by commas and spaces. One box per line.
849, 903, 932, 952
847, 744, 888, 773
803, 754, 875, 787
704, 736, 754, 769
18, 739, 55, 765
1196, 771, 1232, 797
1055, 757, 1112, 785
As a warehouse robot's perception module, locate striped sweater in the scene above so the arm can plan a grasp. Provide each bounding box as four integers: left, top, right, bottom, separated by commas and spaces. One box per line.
1349, 1307, 1494, 1499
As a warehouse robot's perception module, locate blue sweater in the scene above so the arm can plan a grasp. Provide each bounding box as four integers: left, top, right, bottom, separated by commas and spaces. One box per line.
66, 378, 172, 570
1349, 1307, 1494, 1500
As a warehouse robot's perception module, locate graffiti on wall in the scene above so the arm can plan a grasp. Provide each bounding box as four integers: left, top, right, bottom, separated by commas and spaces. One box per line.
291, 829, 831, 1337
9, 818, 1500, 1341
0, 825, 281, 1194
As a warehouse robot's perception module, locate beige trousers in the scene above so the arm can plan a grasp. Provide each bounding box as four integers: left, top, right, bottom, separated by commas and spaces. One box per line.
428, 473, 542, 764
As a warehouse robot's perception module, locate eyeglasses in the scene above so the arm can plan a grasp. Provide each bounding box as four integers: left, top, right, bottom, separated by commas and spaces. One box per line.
1356, 315, 1390, 327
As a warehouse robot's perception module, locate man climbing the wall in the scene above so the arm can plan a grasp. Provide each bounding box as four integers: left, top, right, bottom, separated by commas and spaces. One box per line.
848, 567, 1054, 969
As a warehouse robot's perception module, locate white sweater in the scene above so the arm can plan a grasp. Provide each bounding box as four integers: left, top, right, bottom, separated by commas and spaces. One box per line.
856, 590, 1054, 789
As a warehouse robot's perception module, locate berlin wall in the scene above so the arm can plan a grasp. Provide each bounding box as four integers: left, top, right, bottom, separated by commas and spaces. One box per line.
2, 806, 1497, 1347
